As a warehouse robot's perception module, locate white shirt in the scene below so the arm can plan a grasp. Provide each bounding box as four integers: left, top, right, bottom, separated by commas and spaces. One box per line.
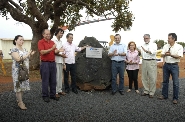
62, 42, 81, 64
140, 42, 157, 59
161, 42, 183, 63
51, 36, 64, 64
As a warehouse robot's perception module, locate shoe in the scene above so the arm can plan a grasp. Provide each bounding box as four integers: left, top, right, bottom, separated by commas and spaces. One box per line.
173, 99, 178, 104
141, 93, 149, 96
158, 95, 167, 100
135, 90, 140, 94
18, 102, 27, 110
43, 97, 50, 103
112, 91, 116, 95
58, 92, 66, 96
55, 94, 60, 98
65, 89, 70, 93
127, 89, 131, 92
72, 89, 78, 94
50, 96, 59, 101
119, 91, 124, 95
149, 95, 154, 98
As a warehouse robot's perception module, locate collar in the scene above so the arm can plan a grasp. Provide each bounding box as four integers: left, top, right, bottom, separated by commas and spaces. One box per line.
168, 42, 177, 48
128, 49, 137, 53
53, 36, 62, 42
113, 43, 122, 45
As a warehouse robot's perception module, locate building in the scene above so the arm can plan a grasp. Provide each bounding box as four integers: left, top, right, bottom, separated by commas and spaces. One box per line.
0, 38, 32, 59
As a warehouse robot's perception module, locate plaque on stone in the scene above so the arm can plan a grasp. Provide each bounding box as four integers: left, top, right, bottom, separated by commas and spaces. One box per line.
86, 47, 103, 58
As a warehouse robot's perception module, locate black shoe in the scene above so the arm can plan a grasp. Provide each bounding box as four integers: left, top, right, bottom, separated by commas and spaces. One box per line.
50, 96, 59, 101
72, 89, 78, 94
141, 93, 149, 96
112, 91, 116, 95
119, 91, 124, 95
65, 89, 70, 93
43, 97, 50, 103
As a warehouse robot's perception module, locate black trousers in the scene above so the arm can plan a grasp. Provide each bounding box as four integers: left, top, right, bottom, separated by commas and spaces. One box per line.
126, 69, 139, 90
64, 63, 76, 90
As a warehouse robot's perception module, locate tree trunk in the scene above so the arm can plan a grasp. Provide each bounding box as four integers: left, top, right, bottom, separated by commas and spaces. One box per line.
29, 30, 42, 70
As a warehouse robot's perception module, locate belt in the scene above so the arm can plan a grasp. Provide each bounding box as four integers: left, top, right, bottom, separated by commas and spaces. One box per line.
143, 59, 155, 61
41, 60, 55, 62
165, 62, 178, 65
112, 60, 124, 63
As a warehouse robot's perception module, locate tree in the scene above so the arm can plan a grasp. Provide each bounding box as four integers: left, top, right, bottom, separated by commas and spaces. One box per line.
177, 42, 185, 48
0, 0, 134, 69
154, 39, 167, 49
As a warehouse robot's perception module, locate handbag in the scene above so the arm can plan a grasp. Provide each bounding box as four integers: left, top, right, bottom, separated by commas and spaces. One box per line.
18, 56, 29, 82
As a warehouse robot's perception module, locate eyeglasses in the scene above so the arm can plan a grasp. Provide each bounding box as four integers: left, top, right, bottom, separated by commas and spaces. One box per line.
144, 38, 149, 39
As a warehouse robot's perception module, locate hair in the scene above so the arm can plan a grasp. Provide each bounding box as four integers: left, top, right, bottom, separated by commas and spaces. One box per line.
54, 28, 64, 36
128, 41, 137, 50
168, 33, 177, 41
143, 34, 150, 38
66, 33, 73, 38
114, 34, 121, 39
42, 29, 49, 35
13, 35, 23, 45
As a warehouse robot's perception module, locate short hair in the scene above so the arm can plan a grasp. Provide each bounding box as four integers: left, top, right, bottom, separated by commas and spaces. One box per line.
54, 28, 64, 36
42, 29, 49, 35
66, 33, 73, 38
168, 33, 177, 41
114, 34, 121, 39
13, 35, 23, 45
128, 41, 137, 50
143, 34, 150, 38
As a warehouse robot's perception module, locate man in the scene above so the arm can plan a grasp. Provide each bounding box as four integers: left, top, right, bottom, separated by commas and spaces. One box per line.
140, 34, 157, 98
158, 33, 183, 104
62, 33, 88, 94
51, 28, 66, 98
108, 34, 127, 95
38, 29, 61, 102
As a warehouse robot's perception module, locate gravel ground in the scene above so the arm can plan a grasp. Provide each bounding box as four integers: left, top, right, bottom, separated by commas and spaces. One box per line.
1, 79, 185, 122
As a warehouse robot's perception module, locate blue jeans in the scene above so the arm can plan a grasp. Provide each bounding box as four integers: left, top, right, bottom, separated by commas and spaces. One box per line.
111, 61, 125, 92
162, 63, 179, 100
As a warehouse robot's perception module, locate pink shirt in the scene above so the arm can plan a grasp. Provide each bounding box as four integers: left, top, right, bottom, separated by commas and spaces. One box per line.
126, 50, 140, 70
63, 42, 81, 64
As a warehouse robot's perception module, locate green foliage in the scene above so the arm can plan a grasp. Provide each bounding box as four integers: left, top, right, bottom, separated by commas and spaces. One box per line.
154, 39, 167, 49
0, 0, 134, 32
177, 42, 185, 48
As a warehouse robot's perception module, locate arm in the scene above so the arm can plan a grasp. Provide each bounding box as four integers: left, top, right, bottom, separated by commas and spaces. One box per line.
146, 43, 157, 55
11, 50, 35, 61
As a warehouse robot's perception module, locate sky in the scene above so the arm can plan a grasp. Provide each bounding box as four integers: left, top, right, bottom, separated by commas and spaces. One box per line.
0, 0, 185, 47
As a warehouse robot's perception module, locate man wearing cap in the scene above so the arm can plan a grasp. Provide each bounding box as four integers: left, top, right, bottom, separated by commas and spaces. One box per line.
158, 33, 183, 104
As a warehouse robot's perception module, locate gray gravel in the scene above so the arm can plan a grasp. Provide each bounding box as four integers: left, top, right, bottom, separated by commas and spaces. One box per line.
1, 79, 185, 122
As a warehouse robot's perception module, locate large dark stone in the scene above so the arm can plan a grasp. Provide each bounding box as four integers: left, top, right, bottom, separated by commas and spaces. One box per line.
75, 37, 111, 90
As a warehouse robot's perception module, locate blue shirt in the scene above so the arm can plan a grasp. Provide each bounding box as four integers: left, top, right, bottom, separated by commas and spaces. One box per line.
109, 43, 127, 61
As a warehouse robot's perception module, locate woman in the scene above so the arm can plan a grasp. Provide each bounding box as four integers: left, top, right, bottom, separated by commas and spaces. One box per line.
125, 41, 140, 93
10, 35, 35, 110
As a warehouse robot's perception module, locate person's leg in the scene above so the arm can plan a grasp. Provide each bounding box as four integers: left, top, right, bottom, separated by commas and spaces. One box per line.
171, 65, 179, 100
64, 64, 70, 91
111, 62, 118, 93
40, 62, 50, 97
70, 64, 77, 90
16, 92, 27, 109
126, 70, 133, 90
162, 63, 170, 98
56, 63, 63, 94
141, 60, 149, 94
118, 62, 124, 92
147, 60, 157, 95
49, 62, 57, 98
133, 69, 139, 90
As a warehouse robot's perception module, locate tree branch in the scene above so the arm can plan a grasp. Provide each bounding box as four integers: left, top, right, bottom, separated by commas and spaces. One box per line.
8, 0, 23, 11
43, 0, 52, 21
27, 0, 46, 22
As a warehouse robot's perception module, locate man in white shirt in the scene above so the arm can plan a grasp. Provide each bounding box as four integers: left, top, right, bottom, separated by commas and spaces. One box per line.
140, 34, 157, 98
158, 33, 183, 104
52, 28, 66, 98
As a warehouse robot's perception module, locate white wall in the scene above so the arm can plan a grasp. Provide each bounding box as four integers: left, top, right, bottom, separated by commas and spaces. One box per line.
0, 38, 32, 59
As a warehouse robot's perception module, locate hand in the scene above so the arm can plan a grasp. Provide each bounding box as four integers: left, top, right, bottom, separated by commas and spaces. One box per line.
129, 60, 133, 65
52, 44, 56, 50
63, 64, 66, 70
165, 51, 171, 56
59, 47, 65, 52
30, 50, 36, 55
61, 54, 67, 58
141, 46, 147, 53
113, 50, 118, 56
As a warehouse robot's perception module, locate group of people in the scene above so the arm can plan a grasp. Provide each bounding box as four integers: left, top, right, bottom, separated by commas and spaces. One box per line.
108, 33, 183, 105
9, 30, 183, 110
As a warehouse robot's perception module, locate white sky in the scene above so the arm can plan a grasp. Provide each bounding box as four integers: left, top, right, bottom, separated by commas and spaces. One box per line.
0, 0, 185, 47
